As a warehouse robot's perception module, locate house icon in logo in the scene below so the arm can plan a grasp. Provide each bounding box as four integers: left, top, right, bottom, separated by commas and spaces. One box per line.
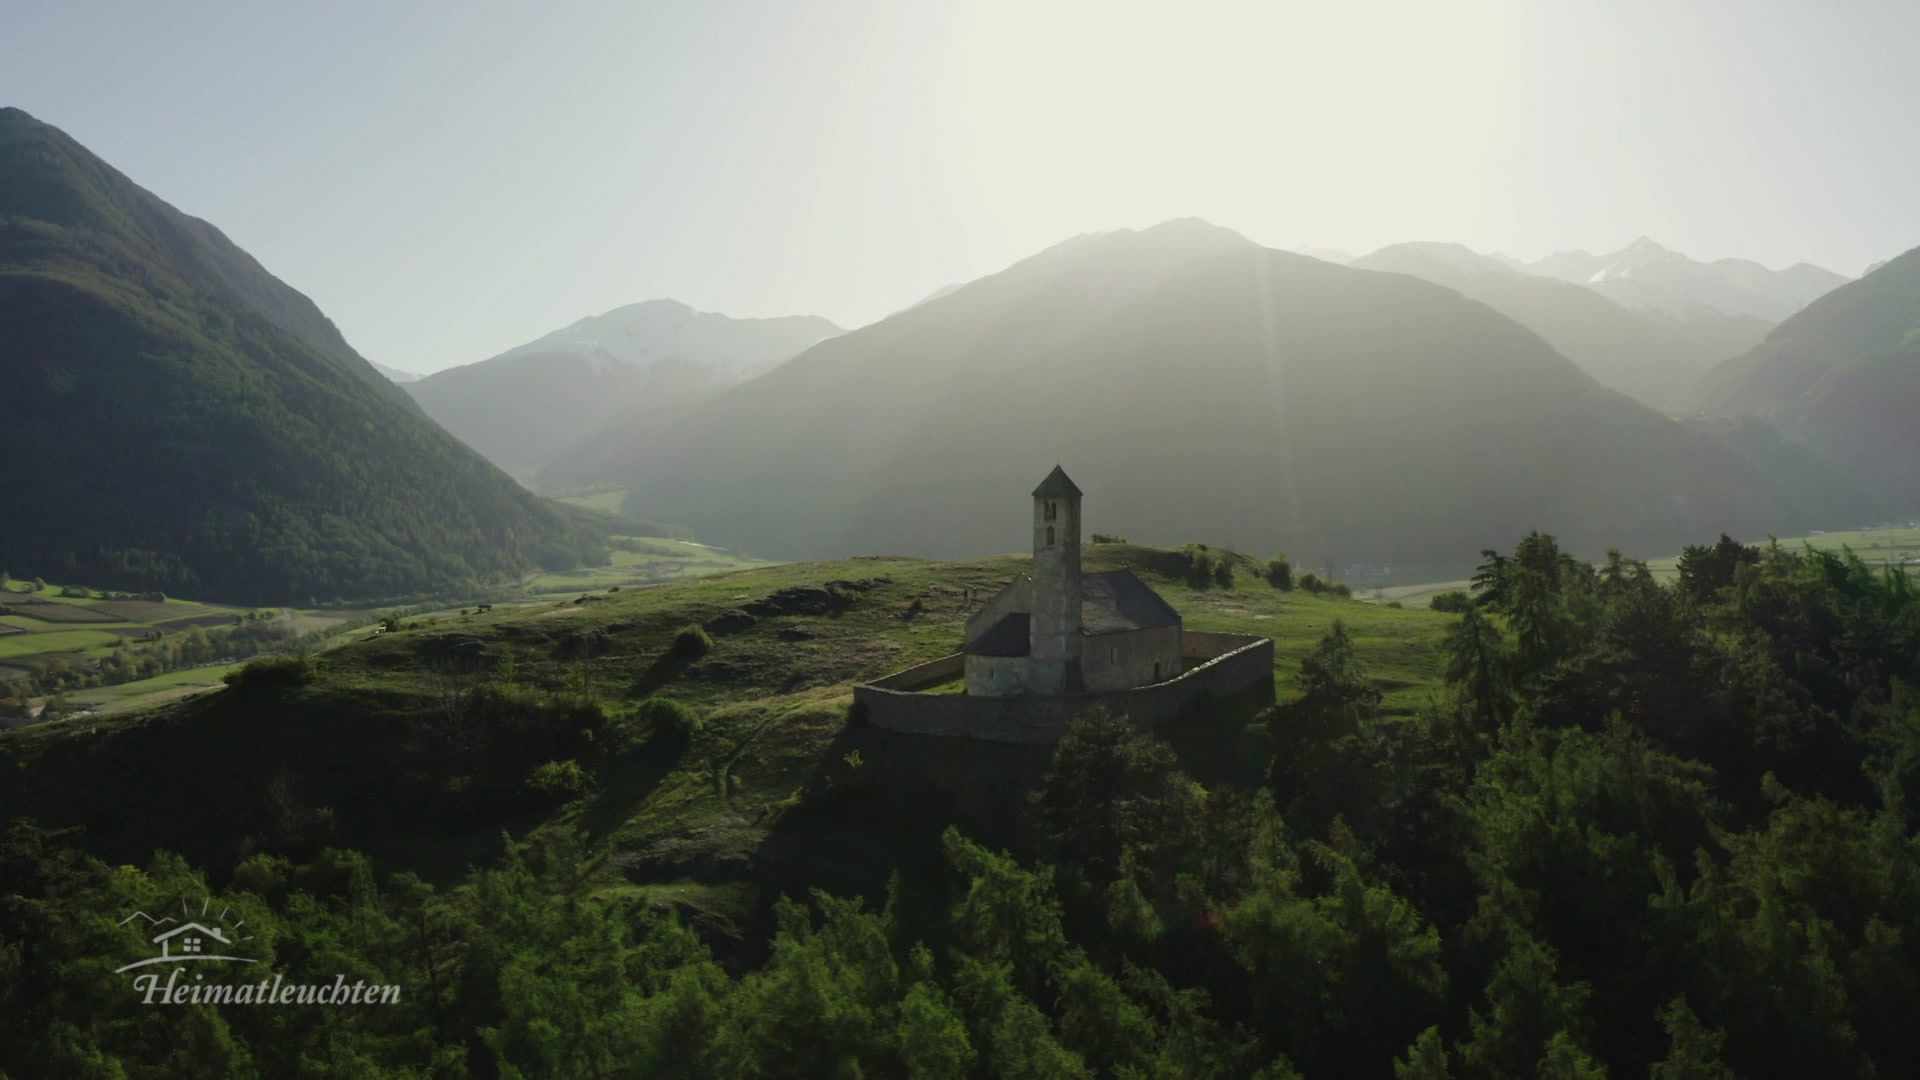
115, 902, 256, 973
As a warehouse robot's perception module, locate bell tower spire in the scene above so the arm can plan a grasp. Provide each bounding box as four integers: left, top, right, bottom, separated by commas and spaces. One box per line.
1029, 465, 1083, 694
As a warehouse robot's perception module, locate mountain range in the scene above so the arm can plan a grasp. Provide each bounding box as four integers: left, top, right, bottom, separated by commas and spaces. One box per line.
0, 107, 605, 602
1350, 242, 1771, 408
1520, 236, 1849, 322
586, 219, 1878, 572
406, 299, 839, 479
1681, 244, 1920, 506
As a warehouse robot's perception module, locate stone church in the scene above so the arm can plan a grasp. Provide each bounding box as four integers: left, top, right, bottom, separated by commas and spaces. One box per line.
961, 466, 1184, 697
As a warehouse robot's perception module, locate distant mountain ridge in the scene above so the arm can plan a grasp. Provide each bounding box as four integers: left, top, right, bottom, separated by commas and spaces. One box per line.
0, 107, 605, 602
1522, 236, 1848, 322
587, 219, 1876, 571
408, 299, 840, 478
1352, 242, 1770, 407
1680, 243, 1920, 508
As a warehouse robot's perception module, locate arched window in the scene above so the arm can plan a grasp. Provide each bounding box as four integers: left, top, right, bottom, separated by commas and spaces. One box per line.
1046, 526, 1055, 545
1044, 501, 1057, 522
1153, 662, 1162, 681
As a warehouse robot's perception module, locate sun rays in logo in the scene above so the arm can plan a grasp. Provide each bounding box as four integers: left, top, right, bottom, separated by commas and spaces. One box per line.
114, 897, 256, 973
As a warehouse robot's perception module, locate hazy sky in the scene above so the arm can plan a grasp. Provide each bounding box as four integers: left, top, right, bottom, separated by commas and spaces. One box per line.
6, 1, 1918, 373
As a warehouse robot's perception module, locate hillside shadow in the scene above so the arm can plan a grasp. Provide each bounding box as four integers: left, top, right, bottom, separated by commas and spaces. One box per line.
578, 736, 683, 843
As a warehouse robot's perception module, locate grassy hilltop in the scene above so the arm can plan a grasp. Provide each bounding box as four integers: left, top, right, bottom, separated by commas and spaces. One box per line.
0, 542, 1446, 936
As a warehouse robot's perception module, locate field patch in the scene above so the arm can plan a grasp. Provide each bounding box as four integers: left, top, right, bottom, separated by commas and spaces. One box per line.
0, 599, 120, 623
0, 629, 122, 658
90, 600, 205, 621
151, 613, 244, 633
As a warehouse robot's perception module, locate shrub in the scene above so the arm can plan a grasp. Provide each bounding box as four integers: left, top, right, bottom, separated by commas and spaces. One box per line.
58, 585, 90, 598
637, 696, 703, 744
1213, 557, 1235, 589
1090, 533, 1128, 544
1266, 555, 1295, 590
224, 653, 316, 692
525, 760, 594, 804
670, 623, 713, 661
1428, 590, 1473, 613
1298, 573, 1325, 593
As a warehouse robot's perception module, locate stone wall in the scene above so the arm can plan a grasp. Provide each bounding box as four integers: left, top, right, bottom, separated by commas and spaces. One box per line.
854, 631, 1274, 745
1082, 623, 1182, 693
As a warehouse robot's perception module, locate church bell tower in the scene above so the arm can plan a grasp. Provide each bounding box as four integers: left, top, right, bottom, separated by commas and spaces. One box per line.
1029, 465, 1083, 694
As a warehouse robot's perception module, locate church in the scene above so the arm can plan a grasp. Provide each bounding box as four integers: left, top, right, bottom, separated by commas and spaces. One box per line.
961, 466, 1184, 697
852, 467, 1272, 745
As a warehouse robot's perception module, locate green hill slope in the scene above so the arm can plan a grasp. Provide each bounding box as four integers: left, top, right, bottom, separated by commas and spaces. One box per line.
0, 543, 1446, 888
1680, 244, 1920, 508
598, 221, 1873, 573
0, 107, 606, 602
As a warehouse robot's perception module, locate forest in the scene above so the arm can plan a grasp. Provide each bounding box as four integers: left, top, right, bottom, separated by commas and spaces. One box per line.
3, 533, 1918, 1077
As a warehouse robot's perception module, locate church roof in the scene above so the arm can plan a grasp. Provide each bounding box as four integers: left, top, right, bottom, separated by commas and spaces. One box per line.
1080, 569, 1181, 635
963, 569, 1180, 658
968, 612, 1032, 657
1031, 465, 1082, 498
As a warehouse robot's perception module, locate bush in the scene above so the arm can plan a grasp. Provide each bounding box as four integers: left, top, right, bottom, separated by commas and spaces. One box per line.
1428, 590, 1473, 613
1298, 572, 1324, 593
1266, 555, 1295, 590
58, 585, 90, 598
1090, 533, 1128, 544
525, 759, 594, 804
223, 653, 316, 692
1213, 557, 1235, 589
670, 623, 713, 661
637, 696, 703, 744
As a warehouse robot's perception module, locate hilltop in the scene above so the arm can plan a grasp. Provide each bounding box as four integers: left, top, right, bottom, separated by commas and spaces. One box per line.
0, 108, 606, 602
0, 542, 1448, 913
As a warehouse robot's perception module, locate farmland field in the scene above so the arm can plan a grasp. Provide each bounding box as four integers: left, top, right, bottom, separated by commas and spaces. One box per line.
524, 536, 771, 593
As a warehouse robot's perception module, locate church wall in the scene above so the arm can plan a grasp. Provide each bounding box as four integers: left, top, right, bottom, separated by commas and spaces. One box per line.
965, 653, 1029, 697
1081, 624, 1183, 693
854, 632, 1275, 745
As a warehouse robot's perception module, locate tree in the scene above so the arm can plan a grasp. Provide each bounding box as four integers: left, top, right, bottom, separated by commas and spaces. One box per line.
1268, 621, 1381, 799
1650, 997, 1735, 1080
1267, 554, 1295, 591
1031, 709, 1205, 890
1444, 605, 1512, 729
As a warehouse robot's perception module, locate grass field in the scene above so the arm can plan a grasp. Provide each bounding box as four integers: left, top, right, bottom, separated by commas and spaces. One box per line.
555, 487, 629, 514
0, 543, 1451, 902
524, 536, 770, 593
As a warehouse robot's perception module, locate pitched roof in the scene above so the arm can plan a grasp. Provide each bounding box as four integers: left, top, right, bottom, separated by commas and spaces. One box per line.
963, 569, 1180, 657
967, 612, 1031, 657
1031, 465, 1082, 498
1080, 569, 1181, 635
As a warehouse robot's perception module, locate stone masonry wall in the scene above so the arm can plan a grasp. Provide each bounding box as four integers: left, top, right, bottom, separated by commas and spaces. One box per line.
853, 632, 1275, 745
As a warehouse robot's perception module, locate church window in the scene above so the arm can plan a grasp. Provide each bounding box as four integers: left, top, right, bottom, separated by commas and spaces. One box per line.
1044, 501, 1057, 522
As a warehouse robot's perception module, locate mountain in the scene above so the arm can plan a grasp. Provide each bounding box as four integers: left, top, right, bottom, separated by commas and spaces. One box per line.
1524, 237, 1848, 322
407, 300, 839, 478
372, 361, 421, 383
1351, 242, 1765, 407
1680, 245, 1920, 508
0, 107, 605, 602
591, 219, 1872, 571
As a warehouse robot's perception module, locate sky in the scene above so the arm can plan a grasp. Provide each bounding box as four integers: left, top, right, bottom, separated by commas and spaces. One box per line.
5, 0, 1918, 374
